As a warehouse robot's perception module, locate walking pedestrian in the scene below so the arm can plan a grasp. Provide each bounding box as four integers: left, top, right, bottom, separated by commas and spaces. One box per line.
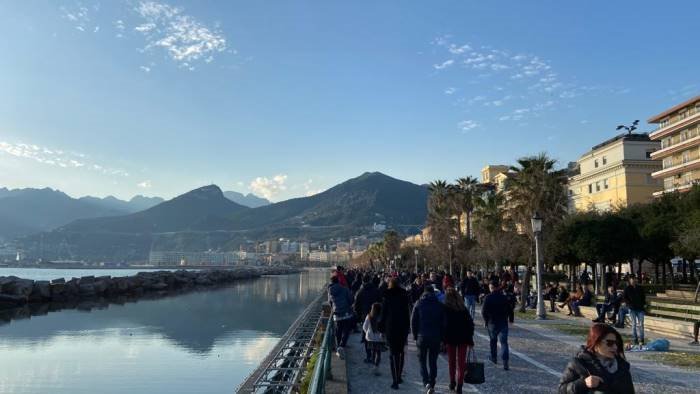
482, 282, 510, 370
558, 323, 634, 393
363, 302, 385, 376
443, 287, 474, 394
411, 286, 445, 394
460, 270, 480, 319
354, 274, 380, 362
328, 275, 353, 359
380, 277, 411, 390
690, 320, 699, 346
623, 275, 646, 347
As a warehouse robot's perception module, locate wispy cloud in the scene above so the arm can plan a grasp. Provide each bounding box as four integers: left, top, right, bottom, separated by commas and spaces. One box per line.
444, 87, 457, 95
433, 59, 454, 70
302, 179, 324, 197
134, 1, 227, 70
458, 120, 479, 133
137, 180, 152, 188
0, 141, 129, 177
60, 3, 99, 33
249, 174, 287, 200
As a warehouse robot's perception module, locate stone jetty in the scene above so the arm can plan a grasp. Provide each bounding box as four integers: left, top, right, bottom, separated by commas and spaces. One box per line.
0, 266, 300, 310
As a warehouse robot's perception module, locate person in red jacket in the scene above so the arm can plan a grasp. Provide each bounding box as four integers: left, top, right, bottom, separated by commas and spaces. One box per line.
333, 266, 349, 288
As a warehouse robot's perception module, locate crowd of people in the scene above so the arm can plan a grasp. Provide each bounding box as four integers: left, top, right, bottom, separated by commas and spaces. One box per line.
326, 266, 648, 393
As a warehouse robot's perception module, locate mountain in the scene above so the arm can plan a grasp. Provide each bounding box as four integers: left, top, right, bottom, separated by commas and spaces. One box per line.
221, 172, 428, 232
0, 188, 127, 240
18, 173, 428, 261
223, 191, 270, 208
78, 195, 164, 213
62, 185, 249, 234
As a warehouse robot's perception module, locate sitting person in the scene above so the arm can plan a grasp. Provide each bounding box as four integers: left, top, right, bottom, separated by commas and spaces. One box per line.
566, 285, 584, 317
593, 286, 619, 323
578, 285, 593, 307
547, 283, 559, 312
615, 301, 629, 328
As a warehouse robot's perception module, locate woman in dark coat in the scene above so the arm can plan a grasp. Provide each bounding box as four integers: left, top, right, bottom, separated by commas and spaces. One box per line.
443, 287, 475, 394
559, 323, 634, 394
380, 277, 410, 390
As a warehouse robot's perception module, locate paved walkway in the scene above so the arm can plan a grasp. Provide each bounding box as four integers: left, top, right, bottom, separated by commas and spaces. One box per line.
344, 310, 700, 394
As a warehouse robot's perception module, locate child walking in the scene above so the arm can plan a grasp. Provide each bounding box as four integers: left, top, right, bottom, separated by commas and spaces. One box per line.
363, 302, 385, 376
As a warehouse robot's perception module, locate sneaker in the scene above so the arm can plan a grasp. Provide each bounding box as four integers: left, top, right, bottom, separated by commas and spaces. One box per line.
426, 384, 435, 394
373, 365, 380, 376
689, 341, 700, 346
449, 381, 456, 391
456, 384, 463, 394
390, 383, 399, 390
489, 356, 497, 365
504, 360, 509, 371
336, 347, 345, 360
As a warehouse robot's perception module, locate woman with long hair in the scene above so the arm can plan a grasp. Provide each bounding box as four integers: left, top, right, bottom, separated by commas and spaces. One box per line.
380, 277, 411, 389
559, 323, 634, 393
363, 302, 385, 376
443, 287, 475, 394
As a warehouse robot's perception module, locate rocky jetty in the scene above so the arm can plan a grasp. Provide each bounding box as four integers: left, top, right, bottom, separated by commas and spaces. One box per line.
0, 266, 300, 310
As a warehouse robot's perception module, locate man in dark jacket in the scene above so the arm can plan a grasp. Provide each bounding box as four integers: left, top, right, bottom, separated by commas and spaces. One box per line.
328, 275, 353, 359
381, 279, 411, 389
460, 270, 480, 319
593, 286, 619, 323
482, 282, 510, 370
411, 287, 445, 393
623, 275, 646, 345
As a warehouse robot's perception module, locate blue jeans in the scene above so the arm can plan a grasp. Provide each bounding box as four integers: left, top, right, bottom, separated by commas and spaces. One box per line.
416, 336, 441, 387
617, 306, 629, 327
630, 309, 645, 344
487, 323, 509, 362
464, 295, 477, 319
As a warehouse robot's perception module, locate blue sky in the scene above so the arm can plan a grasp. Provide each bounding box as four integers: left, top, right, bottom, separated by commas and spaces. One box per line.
0, 1, 698, 202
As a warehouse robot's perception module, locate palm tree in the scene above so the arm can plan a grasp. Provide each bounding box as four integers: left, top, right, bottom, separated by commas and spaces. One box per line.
456, 176, 480, 239
428, 180, 456, 267
505, 153, 568, 311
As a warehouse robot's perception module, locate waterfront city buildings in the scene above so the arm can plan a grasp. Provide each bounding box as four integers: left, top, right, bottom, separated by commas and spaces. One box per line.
567, 133, 661, 212
648, 95, 700, 195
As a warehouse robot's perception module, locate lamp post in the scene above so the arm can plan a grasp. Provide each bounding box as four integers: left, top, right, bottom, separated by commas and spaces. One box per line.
414, 249, 419, 274
448, 243, 453, 275
532, 212, 546, 320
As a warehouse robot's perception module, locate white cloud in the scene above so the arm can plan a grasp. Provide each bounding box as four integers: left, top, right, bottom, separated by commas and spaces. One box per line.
60, 3, 99, 33
140, 65, 151, 72
0, 140, 129, 177
458, 120, 479, 132
137, 180, 152, 188
433, 59, 454, 70
444, 87, 457, 95
249, 174, 287, 200
134, 1, 228, 68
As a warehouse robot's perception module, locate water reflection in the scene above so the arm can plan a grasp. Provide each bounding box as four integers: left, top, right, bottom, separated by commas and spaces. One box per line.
0, 269, 329, 394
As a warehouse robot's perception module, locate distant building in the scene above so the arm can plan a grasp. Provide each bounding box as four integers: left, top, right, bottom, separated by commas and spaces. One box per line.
648, 95, 700, 195
568, 133, 661, 212
481, 165, 510, 184
148, 251, 242, 266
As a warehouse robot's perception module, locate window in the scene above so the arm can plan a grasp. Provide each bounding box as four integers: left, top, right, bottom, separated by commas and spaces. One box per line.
594, 159, 599, 168
595, 181, 600, 192
681, 129, 688, 141
662, 137, 671, 149
679, 110, 688, 121
663, 157, 673, 168
660, 118, 670, 128
645, 150, 653, 159
683, 150, 690, 163
602, 156, 607, 165
603, 178, 609, 189
588, 184, 593, 194
646, 174, 655, 184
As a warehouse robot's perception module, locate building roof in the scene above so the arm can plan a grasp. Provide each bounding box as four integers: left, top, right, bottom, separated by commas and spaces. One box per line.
647, 95, 700, 123
589, 132, 651, 152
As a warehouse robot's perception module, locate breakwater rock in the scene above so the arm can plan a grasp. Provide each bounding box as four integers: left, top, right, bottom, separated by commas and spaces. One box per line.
0, 266, 301, 310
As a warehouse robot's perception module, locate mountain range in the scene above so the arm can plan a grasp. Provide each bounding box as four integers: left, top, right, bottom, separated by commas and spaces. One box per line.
0, 187, 270, 240
13, 172, 428, 262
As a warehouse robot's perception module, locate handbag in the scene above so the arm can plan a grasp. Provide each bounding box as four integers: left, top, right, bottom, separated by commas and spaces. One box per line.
464, 347, 485, 385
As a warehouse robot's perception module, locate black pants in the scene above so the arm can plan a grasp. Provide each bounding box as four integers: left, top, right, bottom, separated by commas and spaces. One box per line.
694, 321, 700, 342
368, 341, 382, 366
417, 336, 440, 387
334, 318, 353, 348
388, 336, 406, 384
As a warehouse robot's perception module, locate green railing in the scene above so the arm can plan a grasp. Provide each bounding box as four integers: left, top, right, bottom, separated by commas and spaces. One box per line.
307, 315, 334, 394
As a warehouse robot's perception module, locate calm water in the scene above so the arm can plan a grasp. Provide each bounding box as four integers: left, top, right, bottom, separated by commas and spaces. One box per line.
0, 268, 201, 281
0, 269, 329, 394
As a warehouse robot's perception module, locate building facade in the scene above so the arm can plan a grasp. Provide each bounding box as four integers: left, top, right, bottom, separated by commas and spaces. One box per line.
648, 95, 700, 195
568, 133, 661, 212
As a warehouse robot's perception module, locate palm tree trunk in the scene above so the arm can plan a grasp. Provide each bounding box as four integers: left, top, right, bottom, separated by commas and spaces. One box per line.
519, 265, 531, 312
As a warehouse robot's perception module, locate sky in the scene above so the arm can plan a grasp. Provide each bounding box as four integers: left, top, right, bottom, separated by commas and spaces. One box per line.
0, 1, 698, 202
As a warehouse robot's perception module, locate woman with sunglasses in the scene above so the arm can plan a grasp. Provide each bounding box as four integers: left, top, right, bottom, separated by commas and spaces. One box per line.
558, 323, 634, 393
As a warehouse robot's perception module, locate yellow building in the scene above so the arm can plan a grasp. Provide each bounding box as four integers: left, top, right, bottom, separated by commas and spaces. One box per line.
481, 165, 510, 184
568, 133, 661, 212
648, 95, 700, 195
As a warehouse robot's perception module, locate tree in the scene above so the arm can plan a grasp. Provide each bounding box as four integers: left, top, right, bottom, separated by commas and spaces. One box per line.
383, 230, 402, 266
505, 153, 568, 311
427, 180, 456, 265
455, 176, 480, 239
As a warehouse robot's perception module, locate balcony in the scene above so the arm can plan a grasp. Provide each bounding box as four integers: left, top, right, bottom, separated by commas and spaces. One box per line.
652, 157, 700, 178
651, 134, 700, 159
654, 180, 700, 197
650, 110, 700, 140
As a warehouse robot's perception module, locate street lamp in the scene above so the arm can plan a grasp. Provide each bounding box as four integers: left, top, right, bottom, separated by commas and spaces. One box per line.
414, 249, 419, 274
448, 243, 453, 275
531, 212, 546, 320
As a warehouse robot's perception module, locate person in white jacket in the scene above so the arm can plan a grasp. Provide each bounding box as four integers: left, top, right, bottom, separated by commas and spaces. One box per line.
363, 302, 385, 375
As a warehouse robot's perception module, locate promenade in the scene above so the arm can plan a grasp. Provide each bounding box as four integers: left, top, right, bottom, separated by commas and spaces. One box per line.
344, 309, 700, 394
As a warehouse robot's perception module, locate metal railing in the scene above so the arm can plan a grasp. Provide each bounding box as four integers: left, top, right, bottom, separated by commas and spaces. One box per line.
307, 312, 334, 394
